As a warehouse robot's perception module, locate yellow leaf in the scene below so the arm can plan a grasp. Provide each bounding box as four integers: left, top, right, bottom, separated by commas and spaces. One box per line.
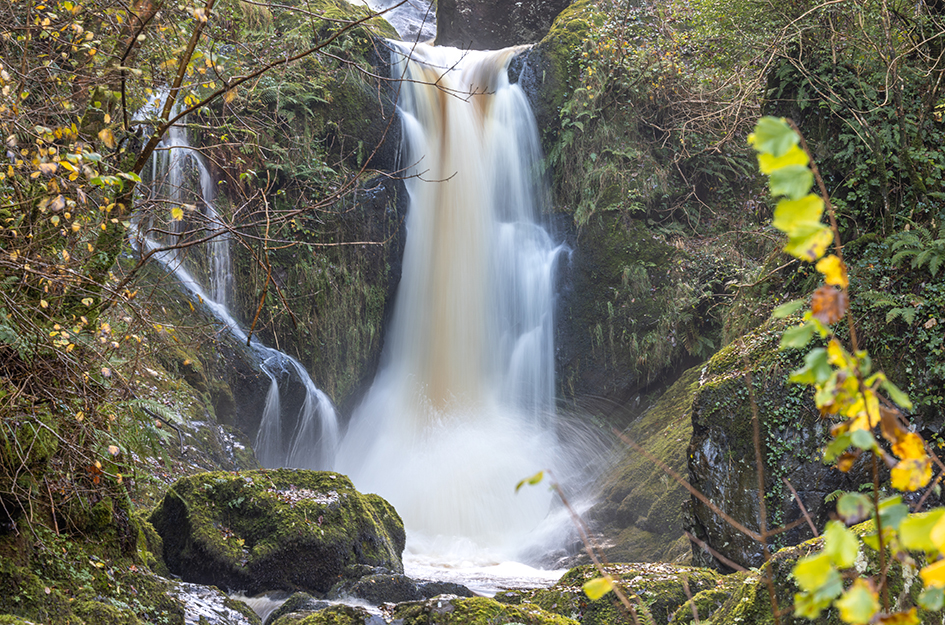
40, 299, 49, 308
772, 194, 825, 235
582, 576, 614, 600
98, 127, 116, 149
921, 559, 945, 588
38, 162, 57, 175
892, 432, 926, 461
785, 223, 833, 263
76, 411, 84, 422
836, 578, 879, 624
930, 514, 945, 553
758, 144, 809, 174
171, 207, 184, 221
224, 87, 237, 104
81, 297, 93, 306
891, 458, 932, 492
816, 255, 849, 288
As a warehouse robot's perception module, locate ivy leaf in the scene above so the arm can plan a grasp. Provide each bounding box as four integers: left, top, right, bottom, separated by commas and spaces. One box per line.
769, 164, 814, 199
749, 116, 800, 157
582, 576, 614, 600
899, 510, 945, 552
835, 578, 879, 624
815, 255, 849, 289
823, 520, 859, 568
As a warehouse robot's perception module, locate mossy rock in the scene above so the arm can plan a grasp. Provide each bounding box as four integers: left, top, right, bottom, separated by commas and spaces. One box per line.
687, 319, 871, 571
270, 604, 375, 625
149, 469, 405, 594
72, 601, 144, 625
519, 563, 720, 625
0, 616, 40, 624
392, 596, 579, 625
676, 518, 945, 624
585, 366, 700, 565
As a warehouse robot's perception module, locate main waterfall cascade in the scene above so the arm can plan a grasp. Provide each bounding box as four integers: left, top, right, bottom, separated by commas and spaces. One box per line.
138, 105, 339, 471
335, 42, 568, 564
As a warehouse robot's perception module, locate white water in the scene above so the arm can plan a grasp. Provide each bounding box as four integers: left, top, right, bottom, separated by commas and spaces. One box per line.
138, 105, 339, 470
352, 0, 435, 43
336, 43, 566, 565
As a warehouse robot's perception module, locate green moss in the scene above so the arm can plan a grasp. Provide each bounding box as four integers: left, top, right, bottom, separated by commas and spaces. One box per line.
393, 596, 578, 625
149, 469, 405, 594
587, 366, 701, 564
536, 0, 606, 125
273, 604, 371, 625
73, 601, 144, 625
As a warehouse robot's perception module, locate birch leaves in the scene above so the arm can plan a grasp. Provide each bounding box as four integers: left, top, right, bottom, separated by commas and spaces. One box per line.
751, 116, 939, 624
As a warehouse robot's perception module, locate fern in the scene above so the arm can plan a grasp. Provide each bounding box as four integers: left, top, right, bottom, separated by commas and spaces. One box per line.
886, 306, 918, 325
889, 224, 945, 277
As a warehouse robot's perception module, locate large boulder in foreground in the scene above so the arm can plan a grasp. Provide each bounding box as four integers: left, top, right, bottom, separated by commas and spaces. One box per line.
149, 469, 405, 595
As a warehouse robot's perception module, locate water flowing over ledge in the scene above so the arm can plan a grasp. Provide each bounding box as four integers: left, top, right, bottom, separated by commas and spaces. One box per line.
335, 41, 567, 564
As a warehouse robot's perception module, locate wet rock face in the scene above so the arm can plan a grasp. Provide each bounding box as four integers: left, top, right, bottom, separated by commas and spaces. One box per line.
436, 0, 573, 50
149, 469, 405, 595
685, 323, 867, 571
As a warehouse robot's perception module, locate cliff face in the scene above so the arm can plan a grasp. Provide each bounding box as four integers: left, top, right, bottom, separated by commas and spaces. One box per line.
435, 0, 574, 50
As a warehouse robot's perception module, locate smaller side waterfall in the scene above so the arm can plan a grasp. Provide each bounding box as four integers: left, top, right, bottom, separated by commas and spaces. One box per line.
137, 103, 338, 470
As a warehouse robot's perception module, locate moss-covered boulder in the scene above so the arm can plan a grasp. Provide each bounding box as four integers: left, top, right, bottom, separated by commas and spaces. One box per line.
499, 563, 720, 625
270, 604, 377, 625
328, 573, 473, 604
686, 321, 867, 571
585, 367, 701, 564
392, 596, 579, 625
670, 520, 945, 624
149, 469, 405, 595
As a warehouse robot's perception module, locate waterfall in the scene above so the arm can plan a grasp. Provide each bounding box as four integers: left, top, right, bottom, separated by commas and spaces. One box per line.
335, 42, 564, 562
138, 104, 339, 470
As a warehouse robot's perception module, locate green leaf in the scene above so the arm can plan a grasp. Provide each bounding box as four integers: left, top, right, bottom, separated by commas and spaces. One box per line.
515, 471, 544, 493
878, 496, 909, 530
836, 493, 872, 524
849, 429, 877, 452
792, 552, 833, 592
900, 510, 945, 552
781, 322, 815, 349
582, 576, 613, 600
769, 164, 814, 200
824, 433, 852, 463
772, 194, 825, 235
823, 520, 859, 568
789, 348, 832, 385
758, 145, 810, 174
785, 223, 834, 263
836, 579, 880, 624
919, 586, 945, 611
881, 379, 913, 411
772, 299, 805, 319
749, 116, 799, 157
793, 591, 832, 619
